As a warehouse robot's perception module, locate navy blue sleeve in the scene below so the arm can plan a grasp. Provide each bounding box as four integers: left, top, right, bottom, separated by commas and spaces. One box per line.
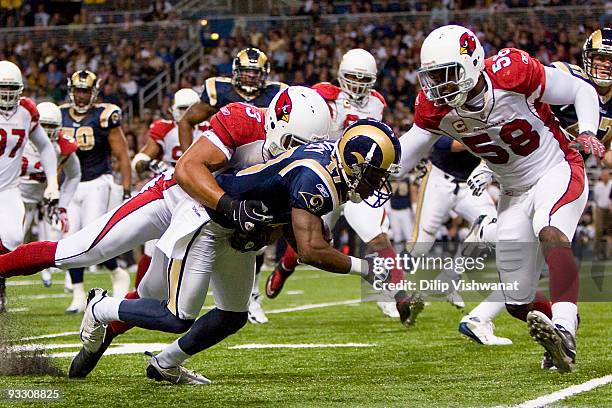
434, 136, 453, 151
288, 167, 335, 217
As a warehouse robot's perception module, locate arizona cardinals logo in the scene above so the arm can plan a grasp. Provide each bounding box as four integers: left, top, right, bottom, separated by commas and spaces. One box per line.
459, 32, 477, 57
275, 89, 292, 122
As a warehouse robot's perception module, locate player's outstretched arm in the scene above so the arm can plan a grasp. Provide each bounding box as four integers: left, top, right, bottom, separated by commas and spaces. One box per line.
178, 102, 215, 152
397, 125, 440, 178
108, 126, 132, 196
58, 153, 81, 208
30, 124, 59, 204
132, 138, 163, 176
174, 136, 228, 209
291, 208, 367, 275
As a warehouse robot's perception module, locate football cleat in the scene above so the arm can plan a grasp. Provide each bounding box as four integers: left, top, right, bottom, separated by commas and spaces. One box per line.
79, 288, 107, 353
41, 270, 52, 288
145, 351, 211, 385
527, 311, 576, 373
265, 263, 294, 299
541, 352, 556, 370
69, 326, 115, 378
247, 295, 269, 324
446, 290, 465, 310
0, 278, 6, 313
377, 301, 400, 318
461, 214, 496, 258
458, 315, 512, 345
110, 267, 130, 299
396, 293, 425, 328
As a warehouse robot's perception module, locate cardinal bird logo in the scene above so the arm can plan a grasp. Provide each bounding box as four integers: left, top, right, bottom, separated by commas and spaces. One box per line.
275, 89, 292, 122
459, 32, 477, 57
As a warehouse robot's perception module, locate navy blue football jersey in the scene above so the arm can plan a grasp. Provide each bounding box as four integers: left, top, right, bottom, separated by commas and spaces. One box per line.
60, 103, 121, 181
550, 62, 612, 146
201, 77, 287, 108
208, 141, 345, 227
430, 136, 480, 182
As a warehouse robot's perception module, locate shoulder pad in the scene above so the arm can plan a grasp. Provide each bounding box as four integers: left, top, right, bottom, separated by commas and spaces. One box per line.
413, 91, 452, 131
149, 119, 175, 141
312, 82, 341, 101
95, 103, 122, 128
19, 97, 39, 122
370, 90, 387, 107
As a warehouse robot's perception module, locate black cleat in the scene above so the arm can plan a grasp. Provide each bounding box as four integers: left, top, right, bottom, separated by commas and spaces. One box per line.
69, 326, 115, 378
527, 311, 576, 373
396, 293, 425, 328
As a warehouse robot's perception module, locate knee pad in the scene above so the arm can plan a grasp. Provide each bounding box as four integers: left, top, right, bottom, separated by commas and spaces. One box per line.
505, 303, 531, 322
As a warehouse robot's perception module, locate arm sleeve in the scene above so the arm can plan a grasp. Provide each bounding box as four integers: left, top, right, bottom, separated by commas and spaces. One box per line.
29, 125, 58, 185
59, 153, 81, 208
397, 125, 440, 178
541, 66, 600, 134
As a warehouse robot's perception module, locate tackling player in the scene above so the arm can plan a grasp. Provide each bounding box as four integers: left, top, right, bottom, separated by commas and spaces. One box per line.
177, 47, 288, 323
266, 49, 417, 321
0, 61, 59, 312
59, 70, 132, 313
77, 119, 405, 384
398, 25, 604, 372
20, 102, 81, 287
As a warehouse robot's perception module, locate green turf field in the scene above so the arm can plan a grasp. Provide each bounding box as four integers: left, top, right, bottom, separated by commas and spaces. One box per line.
0, 268, 610, 408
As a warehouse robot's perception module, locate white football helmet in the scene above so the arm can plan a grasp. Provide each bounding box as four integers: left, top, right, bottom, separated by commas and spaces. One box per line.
263, 86, 331, 158
418, 25, 485, 108
37, 102, 63, 141
0, 60, 24, 113
338, 49, 377, 102
171, 88, 200, 121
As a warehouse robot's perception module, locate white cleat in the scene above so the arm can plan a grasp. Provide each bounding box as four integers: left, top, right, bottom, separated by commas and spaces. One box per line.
458, 315, 512, 345
445, 290, 465, 310
110, 267, 131, 298
41, 269, 52, 288
79, 288, 108, 353
377, 301, 400, 318
65, 283, 87, 314
248, 296, 269, 324
145, 351, 212, 385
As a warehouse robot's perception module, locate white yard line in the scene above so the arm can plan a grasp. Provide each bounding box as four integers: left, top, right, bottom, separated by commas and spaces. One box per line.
229, 343, 375, 349
16, 293, 69, 300
507, 375, 612, 408
6, 280, 44, 286
20, 331, 79, 341
266, 299, 361, 314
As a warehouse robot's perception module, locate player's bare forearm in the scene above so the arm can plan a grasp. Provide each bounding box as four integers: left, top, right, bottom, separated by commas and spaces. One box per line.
174, 136, 228, 209
134, 139, 162, 175
178, 102, 214, 152
291, 208, 351, 274
109, 127, 132, 190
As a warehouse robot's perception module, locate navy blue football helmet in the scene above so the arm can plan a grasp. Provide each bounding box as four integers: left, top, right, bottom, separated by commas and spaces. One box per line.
583, 28, 612, 87
335, 119, 401, 208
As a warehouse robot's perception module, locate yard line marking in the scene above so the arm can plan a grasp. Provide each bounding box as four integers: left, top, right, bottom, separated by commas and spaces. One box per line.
6, 280, 43, 286
229, 343, 375, 349
20, 331, 79, 341
16, 293, 69, 300
510, 374, 612, 408
47, 343, 169, 358
266, 299, 361, 314
8, 307, 29, 312
286, 290, 304, 295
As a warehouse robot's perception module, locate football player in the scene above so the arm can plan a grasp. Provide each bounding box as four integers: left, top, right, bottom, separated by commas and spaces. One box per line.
60, 70, 132, 313
20, 102, 81, 287
398, 25, 604, 372
266, 49, 418, 322
177, 47, 287, 324
0, 61, 59, 312
131, 88, 201, 288
77, 119, 404, 384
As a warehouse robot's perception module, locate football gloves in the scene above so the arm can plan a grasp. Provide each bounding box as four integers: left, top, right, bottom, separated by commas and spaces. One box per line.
570, 132, 606, 159
217, 194, 273, 234
42, 180, 60, 207
467, 162, 494, 197
46, 206, 69, 233
148, 159, 169, 175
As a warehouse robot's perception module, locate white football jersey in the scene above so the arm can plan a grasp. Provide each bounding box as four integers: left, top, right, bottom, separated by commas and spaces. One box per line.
312, 82, 386, 140
415, 48, 580, 191
148, 119, 211, 165
20, 130, 78, 203
0, 98, 40, 191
